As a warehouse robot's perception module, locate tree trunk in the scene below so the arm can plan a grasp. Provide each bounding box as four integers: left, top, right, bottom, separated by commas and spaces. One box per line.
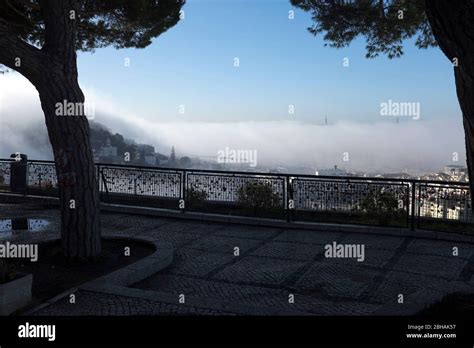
36, 71, 101, 261
425, 0, 474, 212
37, 0, 101, 260
454, 63, 474, 215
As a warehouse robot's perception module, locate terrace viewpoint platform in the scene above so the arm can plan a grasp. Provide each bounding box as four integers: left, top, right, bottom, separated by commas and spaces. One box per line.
2, 203, 474, 316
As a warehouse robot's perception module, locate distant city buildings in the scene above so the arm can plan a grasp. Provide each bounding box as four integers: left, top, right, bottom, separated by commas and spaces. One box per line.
148, 153, 171, 166
92, 137, 172, 166
444, 165, 468, 181
419, 165, 468, 183
315, 165, 348, 177
444, 165, 466, 176
144, 153, 157, 166
378, 172, 413, 180
94, 138, 118, 162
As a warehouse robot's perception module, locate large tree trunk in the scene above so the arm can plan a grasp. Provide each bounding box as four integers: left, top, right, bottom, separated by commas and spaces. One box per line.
37, 0, 101, 260
36, 73, 101, 260
425, 0, 474, 212
454, 63, 474, 214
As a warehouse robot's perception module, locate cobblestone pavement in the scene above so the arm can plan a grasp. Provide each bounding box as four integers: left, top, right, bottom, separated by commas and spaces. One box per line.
2, 203, 474, 315
32, 290, 236, 316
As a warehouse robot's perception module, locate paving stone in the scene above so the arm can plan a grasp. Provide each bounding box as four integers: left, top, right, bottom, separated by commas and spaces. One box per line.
213, 256, 306, 285
155, 220, 223, 235
371, 270, 451, 304
340, 234, 405, 250
137, 274, 293, 309
165, 248, 235, 277
392, 253, 468, 280
101, 226, 146, 237
213, 225, 281, 240
135, 274, 379, 315
275, 230, 342, 245
250, 241, 323, 260
187, 235, 262, 254
359, 248, 397, 268
295, 261, 381, 299
407, 239, 474, 259
100, 215, 169, 231
32, 290, 235, 316
135, 230, 202, 248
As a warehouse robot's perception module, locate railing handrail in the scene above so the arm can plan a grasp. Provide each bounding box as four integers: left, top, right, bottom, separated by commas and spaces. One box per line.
0, 158, 54, 164
0, 158, 470, 187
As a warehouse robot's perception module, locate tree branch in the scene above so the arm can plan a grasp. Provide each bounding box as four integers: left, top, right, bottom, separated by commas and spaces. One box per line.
0, 19, 45, 84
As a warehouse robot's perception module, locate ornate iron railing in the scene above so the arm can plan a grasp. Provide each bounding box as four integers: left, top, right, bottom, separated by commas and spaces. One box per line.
417, 182, 472, 226
0, 159, 472, 232
0, 160, 11, 189
291, 177, 411, 227
27, 161, 57, 189
100, 165, 181, 198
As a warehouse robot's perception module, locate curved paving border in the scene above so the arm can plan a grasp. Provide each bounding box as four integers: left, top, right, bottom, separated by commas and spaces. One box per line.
81, 236, 173, 290
24, 235, 173, 315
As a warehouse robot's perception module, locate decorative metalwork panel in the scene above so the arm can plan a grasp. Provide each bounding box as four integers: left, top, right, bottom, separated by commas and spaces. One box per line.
1, 158, 473, 229
292, 178, 409, 213
0, 161, 11, 186
418, 183, 472, 222
28, 162, 57, 188
187, 172, 285, 205
101, 166, 181, 198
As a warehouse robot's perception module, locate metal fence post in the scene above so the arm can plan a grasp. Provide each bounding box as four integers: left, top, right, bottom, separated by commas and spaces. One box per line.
182, 169, 187, 213
286, 176, 293, 223
410, 182, 416, 231
96, 164, 101, 201
25, 160, 29, 196
100, 168, 110, 203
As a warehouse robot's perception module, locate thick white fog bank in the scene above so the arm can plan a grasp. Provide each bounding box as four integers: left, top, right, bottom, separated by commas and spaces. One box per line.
0, 74, 466, 173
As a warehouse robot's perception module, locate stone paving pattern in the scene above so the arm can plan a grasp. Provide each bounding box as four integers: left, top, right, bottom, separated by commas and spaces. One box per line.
1, 203, 474, 315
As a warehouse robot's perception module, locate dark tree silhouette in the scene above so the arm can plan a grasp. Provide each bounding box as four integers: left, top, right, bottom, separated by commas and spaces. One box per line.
291, 0, 474, 207
179, 156, 192, 167
0, 0, 185, 260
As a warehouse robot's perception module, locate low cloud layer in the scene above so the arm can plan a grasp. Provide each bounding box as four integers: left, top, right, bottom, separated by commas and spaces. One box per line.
0, 74, 466, 174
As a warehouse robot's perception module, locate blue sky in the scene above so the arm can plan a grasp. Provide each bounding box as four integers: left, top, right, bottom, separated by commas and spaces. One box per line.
0, 0, 465, 171
76, 0, 460, 124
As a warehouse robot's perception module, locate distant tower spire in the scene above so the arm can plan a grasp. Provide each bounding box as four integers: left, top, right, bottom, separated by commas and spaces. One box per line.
170, 146, 176, 164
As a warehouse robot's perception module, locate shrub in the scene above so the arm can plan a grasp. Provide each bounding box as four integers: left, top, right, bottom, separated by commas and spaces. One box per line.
186, 187, 208, 208
43, 180, 54, 189
360, 188, 405, 225
238, 181, 281, 214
